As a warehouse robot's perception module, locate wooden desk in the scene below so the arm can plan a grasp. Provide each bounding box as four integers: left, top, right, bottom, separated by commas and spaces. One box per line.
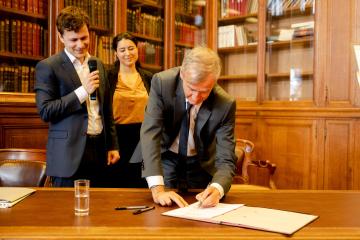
1, 188, 360, 239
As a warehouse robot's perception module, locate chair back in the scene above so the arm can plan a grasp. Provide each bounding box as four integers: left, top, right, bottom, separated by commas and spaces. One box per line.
0, 149, 47, 187
233, 139, 277, 189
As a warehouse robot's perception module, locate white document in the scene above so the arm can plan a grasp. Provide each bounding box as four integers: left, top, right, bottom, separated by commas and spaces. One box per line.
162, 202, 243, 221
0, 187, 36, 208
162, 202, 318, 235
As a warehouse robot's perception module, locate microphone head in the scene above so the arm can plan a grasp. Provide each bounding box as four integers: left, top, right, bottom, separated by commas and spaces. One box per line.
88, 59, 97, 72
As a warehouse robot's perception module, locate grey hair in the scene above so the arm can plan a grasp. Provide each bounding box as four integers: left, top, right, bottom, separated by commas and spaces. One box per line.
180, 46, 221, 84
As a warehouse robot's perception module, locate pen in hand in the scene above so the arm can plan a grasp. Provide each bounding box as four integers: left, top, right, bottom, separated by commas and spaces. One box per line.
115, 205, 149, 210
133, 206, 155, 215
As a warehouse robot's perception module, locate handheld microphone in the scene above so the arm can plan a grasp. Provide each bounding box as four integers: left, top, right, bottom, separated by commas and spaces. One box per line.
88, 59, 97, 100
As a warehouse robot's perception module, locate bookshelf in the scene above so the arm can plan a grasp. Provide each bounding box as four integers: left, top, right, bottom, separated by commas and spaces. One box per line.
265, 0, 315, 101
64, 0, 115, 66
0, 1, 49, 94
217, 0, 259, 102
126, 0, 164, 72
212, 0, 360, 191
174, 0, 207, 67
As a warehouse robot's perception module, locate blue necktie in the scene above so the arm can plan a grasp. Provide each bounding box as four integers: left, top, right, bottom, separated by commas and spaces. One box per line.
177, 102, 192, 192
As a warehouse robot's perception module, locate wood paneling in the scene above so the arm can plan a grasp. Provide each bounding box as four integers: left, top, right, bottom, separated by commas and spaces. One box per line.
258, 118, 317, 189
0, 103, 48, 149
323, 120, 354, 189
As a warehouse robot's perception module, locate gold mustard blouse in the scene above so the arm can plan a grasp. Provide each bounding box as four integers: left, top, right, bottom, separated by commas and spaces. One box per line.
112, 72, 148, 124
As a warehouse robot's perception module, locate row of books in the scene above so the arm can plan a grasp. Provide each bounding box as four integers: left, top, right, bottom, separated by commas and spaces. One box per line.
0, 0, 48, 15
268, 0, 314, 16
218, 25, 256, 48
175, 46, 191, 67
0, 65, 35, 93
269, 21, 314, 42
137, 41, 163, 67
64, 0, 114, 31
127, 9, 164, 39
220, 0, 258, 18
0, 19, 48, 57
88, 32, 114, 65
175, 21, 197, 45
175, 0, 194, 15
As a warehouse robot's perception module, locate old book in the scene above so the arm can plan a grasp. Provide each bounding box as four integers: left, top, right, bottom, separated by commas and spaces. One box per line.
163, 202, 318, 235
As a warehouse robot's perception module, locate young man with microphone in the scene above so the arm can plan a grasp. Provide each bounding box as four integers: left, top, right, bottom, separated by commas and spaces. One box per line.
35, 6, 120, 187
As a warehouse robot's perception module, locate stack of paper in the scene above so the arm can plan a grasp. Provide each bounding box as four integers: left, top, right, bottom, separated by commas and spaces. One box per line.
0, 187, 36, 208
163, 202, 318, 235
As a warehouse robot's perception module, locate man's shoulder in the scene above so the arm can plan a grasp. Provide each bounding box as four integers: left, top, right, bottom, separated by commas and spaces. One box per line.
213, 84, 235, 104
37, 51, 64, 67
154, 67, 180, 80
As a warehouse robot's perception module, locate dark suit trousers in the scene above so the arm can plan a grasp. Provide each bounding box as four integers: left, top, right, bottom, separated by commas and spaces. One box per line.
161, 151, 212, 189
51, 132, 107, 187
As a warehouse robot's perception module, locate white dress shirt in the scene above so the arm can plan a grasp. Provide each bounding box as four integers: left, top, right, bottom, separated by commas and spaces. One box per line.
64, 49, 103, 135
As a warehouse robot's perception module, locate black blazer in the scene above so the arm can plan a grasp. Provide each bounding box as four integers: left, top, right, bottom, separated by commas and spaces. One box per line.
35, 50, 118, 177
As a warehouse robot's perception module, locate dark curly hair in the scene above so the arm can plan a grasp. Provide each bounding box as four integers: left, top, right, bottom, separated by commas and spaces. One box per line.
56, 6, 90, 35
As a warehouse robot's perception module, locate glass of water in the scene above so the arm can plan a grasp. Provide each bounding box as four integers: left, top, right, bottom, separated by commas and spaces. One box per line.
74, 179, 90, 216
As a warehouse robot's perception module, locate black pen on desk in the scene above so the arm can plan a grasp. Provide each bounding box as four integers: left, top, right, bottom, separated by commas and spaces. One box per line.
115, 205, 149, 210
133, 206, 155, 215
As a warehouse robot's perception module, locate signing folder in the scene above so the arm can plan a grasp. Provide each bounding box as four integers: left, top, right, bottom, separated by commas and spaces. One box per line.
0, 187, 36, 208
162, 202, 318, 235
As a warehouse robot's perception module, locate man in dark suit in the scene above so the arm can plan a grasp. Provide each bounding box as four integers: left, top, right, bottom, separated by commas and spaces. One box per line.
35, 6, 120, 187
140, 47, 236, 208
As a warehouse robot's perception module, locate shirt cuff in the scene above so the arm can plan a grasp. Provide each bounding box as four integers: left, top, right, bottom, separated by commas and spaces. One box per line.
74, 86, 88, 104
146, 176, 165, 189
210, 183, 224, 198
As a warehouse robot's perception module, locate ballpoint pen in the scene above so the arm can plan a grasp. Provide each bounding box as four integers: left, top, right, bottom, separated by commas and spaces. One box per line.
115, 205, 149, 210
133, 206, 155, 215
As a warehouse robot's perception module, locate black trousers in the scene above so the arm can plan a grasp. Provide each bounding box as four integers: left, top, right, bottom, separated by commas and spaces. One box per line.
51, 132, 107, 187
104, 123, 147, 188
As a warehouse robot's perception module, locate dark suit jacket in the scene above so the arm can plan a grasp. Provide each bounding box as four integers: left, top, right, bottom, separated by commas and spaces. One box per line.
35, 50, 118, 177
140, 67, 237, 193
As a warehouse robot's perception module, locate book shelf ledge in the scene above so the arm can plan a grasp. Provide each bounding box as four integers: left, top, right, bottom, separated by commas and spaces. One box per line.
131, 32, 163, 43
267, 37, 313, 50
129, 0, 164, 10
0, 92, 35, 104
140, 63, 162, 72
175, 42, 193, 48
218, 44, 257, 54
0, 7, 47, 20
267, 71, 313, 79
218, 13, 258, 26
89, 25, 112, 34
219, 74, 257, 81
0, 52, 45, 61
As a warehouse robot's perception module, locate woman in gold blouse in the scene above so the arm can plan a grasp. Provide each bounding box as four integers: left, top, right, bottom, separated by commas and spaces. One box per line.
107, 32, 153, 187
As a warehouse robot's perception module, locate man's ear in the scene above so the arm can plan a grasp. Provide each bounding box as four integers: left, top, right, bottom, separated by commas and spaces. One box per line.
58, 32, 64, 44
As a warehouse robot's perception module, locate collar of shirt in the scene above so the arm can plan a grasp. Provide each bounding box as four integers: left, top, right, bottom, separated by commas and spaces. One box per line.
185, 99, 202, 117
64, 49, 91, 68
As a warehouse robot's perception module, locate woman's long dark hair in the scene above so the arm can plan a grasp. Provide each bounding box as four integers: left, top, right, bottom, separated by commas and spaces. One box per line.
112, 32, 140, 68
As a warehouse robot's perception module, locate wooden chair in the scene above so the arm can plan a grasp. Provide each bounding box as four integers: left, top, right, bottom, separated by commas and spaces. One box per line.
232, 139, 277, 190
0, 149, 49, 187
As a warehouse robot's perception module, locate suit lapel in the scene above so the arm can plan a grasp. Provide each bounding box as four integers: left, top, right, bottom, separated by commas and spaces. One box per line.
195, 91, 214, 137
60, 51, 82, 89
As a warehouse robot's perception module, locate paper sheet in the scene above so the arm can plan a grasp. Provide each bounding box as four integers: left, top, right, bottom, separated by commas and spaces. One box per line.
162, 202, 243, 220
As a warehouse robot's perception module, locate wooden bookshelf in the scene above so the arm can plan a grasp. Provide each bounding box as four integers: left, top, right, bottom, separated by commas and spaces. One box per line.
0, 6, 47, 20
0, 52, 45, 61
